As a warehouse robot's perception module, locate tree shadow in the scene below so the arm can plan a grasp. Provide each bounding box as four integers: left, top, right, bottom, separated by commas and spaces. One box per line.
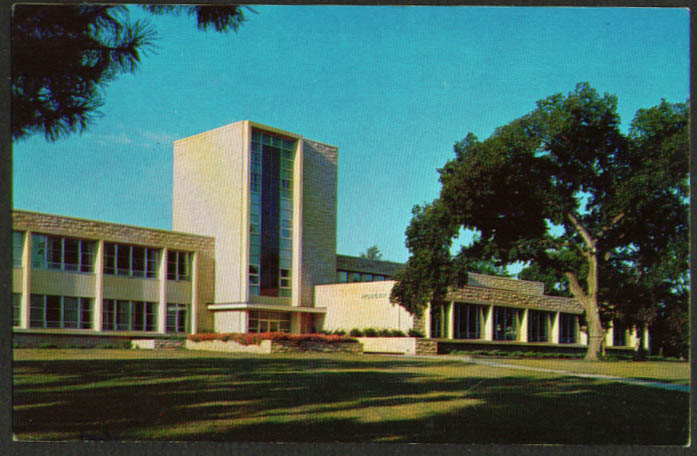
12, 355, 688, 444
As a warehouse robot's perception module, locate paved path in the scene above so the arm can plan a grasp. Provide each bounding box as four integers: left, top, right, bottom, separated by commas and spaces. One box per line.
404, 354, 690, 393
464, 358, 690, 392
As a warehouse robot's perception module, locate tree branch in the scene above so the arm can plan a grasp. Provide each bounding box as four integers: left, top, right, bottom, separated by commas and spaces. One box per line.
567, 213, 596, 254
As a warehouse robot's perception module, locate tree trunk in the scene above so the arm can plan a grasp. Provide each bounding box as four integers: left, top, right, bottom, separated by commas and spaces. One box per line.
565, 213, 605, 361
584, 306, 604, 361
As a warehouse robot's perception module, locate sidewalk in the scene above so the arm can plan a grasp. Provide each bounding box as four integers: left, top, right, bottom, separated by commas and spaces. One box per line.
405, 354, 690, 393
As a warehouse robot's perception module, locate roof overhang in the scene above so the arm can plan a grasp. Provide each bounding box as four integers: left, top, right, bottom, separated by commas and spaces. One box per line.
207, 303, 327, 314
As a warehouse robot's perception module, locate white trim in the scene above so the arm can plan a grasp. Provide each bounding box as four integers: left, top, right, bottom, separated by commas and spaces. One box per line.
208, 303, 326, 314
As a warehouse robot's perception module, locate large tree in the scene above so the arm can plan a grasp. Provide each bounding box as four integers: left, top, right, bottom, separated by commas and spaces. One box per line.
390, 83, 688, 360
12, 4, 249, 142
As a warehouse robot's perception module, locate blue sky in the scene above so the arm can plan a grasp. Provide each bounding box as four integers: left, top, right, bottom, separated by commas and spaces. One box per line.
12, 6, 689, 265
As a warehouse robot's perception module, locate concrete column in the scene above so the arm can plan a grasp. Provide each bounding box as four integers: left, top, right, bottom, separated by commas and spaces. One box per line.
605, 324, 614, 347
642, 326, 650, 351
483, 305, 494, 341
290, 313, 301, 334
629, 325, 639, 349
446, 301, 455, 340
424, 303, 431, 338
190, 251, 198, 334
550, 311, 560, 344
519, 309, 528, 342
93, 240, 104, 331
20, 231, 31, 329
158, 248, 168, 334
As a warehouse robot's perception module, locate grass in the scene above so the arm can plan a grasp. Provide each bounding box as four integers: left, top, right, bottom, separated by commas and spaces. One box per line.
12, 349, 688, 444
477, 357, 689, 385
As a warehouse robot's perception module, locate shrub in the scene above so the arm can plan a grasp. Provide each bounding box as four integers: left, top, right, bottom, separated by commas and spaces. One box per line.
408, 328, 424, 338
333, 329, 346, 336
390, 329, 407, 337
377, 328, 391, 337
349, 328, 364, 337
364, 328, 378, 337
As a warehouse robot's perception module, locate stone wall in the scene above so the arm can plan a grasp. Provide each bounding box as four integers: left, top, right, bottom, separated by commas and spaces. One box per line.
466, 272, 544, 295
446, 285, 582, 314
13, 210, 214, 252
270, 340, 363, 354
415, 339, 437, 356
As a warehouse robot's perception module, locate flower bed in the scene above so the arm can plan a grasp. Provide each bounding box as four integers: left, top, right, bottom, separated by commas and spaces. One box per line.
186, 332, 362, 354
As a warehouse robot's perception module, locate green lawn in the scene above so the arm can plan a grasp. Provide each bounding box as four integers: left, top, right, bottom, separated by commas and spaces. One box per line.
13, 349, 688, 444
476, 357, 689, 385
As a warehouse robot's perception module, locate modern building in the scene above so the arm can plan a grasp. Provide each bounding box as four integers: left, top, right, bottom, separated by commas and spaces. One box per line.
11, 121, 648, 351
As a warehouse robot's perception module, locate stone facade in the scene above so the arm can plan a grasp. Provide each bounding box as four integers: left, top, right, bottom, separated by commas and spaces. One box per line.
270, 339, 363, 354
445, 284, 582, 314
466, 272, 544, 296
13, 210, 215, 252
415, 339, 437, 356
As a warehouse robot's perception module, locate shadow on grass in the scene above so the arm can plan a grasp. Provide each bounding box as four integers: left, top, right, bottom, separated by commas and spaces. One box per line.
13, 355, 688, 444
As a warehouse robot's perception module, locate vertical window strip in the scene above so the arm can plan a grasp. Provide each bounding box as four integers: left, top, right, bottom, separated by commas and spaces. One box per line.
12, 231, 23, 267
166, 303, 189, 333
12, 293, 21, 326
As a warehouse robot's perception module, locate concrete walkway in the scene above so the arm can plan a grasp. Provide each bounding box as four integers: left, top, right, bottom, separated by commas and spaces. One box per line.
404, 354, 690, 393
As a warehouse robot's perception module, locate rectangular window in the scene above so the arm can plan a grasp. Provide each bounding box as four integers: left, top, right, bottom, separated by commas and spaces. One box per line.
248, 310, 290, 333
31, 234, 46, 268
30, 234, 95, 272
494, 306, 519, 341
167, 251, 191, 281
454, 303, 481, 339
46, 236, 62, 270
12, 231, 23, 267
559, 313, 577, 344
361, 273, 373, 282
166, 303, 189, 333
337, 270, 348, 283
528, 310, 551, 343
103, 243, 160, 278
102, 299, 156, 332
351, 272, 361, 283
12, 293, 21, 326
430, 304, 445, 338
29, 295, 92, 329
612, 322, 626, 346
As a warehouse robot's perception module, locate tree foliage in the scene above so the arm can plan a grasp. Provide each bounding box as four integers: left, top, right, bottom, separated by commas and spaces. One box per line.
12, 5, 249, 142
390, 83, 688, 359
359, 245, 384, 261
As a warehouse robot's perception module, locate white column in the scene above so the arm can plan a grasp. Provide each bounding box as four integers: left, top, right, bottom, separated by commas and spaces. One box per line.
519, 309, 528, 342
424, 303, 431, 338
290, 313, 301, 334
20, 231, 31, 329
606, 324, 614, 347
483, 305, 494, 341
550, 311, 560, 344
190, 251, 198, 334
93, 240, 104, 331
446, 301, 455, 340
642, 326, 650, 351
158, 248, 168, 334
629, 325, 639, 349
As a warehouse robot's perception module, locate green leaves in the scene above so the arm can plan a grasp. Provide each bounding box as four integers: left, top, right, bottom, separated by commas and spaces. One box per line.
393, 82, 688, 357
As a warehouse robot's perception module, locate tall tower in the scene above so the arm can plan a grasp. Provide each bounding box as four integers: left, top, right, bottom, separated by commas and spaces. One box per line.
172, 121, 337, 333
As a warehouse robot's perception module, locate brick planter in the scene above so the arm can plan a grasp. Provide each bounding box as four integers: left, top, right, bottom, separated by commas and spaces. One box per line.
270, 340, 363, 354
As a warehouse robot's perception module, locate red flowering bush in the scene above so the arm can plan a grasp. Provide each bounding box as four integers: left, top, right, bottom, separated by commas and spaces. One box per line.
187, 332, 358, 345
